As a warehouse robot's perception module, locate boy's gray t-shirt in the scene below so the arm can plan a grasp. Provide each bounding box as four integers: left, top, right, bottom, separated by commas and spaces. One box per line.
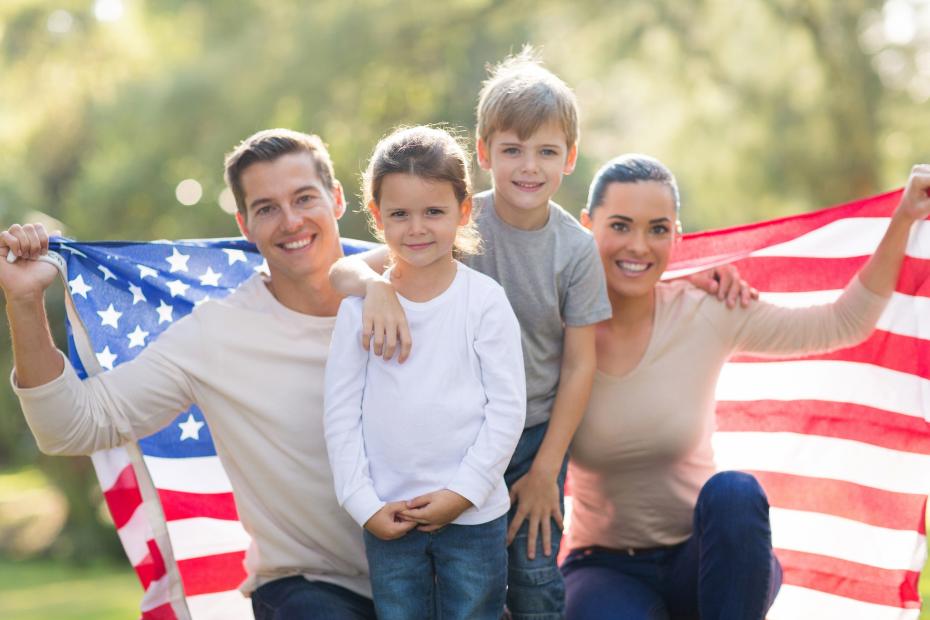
463, 190, 612, 428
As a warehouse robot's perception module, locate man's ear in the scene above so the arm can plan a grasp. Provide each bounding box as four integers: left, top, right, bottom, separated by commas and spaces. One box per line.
476, 137, 492, 171
332, 180, 346, 220
580, 209, 592, 230
563, 143, 579, 175
367, 200, 383, 229
235, 211, 251, 240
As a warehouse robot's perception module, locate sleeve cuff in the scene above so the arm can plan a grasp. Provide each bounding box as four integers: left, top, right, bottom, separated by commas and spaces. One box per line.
11, 350, 73, 395
343, 485, 385, 527
446, 462, 495, 510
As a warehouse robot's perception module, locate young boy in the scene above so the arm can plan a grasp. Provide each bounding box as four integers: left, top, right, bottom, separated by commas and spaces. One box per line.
330, 48, 606, 619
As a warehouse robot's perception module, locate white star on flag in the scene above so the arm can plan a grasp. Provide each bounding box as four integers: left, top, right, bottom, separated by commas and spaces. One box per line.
166, 279, 191, 297
222, 248, 247, 265
194, 295, 211, 307
138, 265, 158, 279
96, 304, 122, 329
95, 346, 117, 370
126, 325, 149, 348
177, 414, 205, 441
198, 267, 222, 287
254, 259, 270, 275
98, 265, 117, 281
128, 283, 146, 305
156, 300, 174, 324
166, 248, 190, 273
68, 274, 93, 299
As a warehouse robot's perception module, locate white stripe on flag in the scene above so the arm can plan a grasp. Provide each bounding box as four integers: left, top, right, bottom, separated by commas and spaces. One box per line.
90, 447, 132, 491
750, 218, 930, 259
186, 590, 253, 620
143, 455, 234, 493
770, 507, 927, 571
138, 573, 173, 613
768, 584, 920, 620
716, 360, 927, 419
165, 517, 251, 561
713, 432, 930, 496
758, 291, 930, 341
116, 503, 155, 566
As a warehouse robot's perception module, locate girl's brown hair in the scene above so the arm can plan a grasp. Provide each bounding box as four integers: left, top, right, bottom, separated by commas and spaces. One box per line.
363, 125, 481, 256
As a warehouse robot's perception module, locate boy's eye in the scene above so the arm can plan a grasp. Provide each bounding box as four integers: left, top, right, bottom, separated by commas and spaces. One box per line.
388, 210, 407, 218
502, 147, 520, 156
426, 208, 445, 216
541, 148, 559, 157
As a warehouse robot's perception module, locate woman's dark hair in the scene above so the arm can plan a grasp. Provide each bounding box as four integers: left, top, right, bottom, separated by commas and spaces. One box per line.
586, 154, 680, 216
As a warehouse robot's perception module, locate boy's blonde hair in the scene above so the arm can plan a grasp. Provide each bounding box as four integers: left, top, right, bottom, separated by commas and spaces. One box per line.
362, 125, 481, 256
476, 45, 579, 149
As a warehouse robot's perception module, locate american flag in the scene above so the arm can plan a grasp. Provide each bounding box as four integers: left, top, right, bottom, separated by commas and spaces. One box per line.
50, 236, 370, 620
50, 189, 927, 619
662, 188, 930, 619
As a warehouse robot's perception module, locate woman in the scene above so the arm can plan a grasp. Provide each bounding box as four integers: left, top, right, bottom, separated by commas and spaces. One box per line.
562, 156, 930, 619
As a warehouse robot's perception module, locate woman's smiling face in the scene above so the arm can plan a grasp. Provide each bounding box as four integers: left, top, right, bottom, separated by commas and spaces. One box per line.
585, 180, 679, 300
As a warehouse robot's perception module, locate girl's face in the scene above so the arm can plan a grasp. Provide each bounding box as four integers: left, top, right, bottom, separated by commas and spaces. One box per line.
369, 173, 470, 271
583, 180, 679, 300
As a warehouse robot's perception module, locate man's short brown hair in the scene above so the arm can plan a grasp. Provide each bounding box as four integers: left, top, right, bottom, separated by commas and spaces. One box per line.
223, 128, 336, 215
476, 46, 579, 150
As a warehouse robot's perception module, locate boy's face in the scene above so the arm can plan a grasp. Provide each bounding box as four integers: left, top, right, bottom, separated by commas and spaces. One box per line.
235, 151, 345, 284
478, 121, 577, 222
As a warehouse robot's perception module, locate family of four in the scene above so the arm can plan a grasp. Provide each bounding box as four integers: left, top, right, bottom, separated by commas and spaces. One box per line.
4, 49, 928, 620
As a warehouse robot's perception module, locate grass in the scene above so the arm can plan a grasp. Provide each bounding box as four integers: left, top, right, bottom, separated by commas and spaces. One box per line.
0, 558, 140, 620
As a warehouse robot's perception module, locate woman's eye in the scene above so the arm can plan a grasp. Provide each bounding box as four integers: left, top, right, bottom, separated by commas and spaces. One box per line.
652, 225, 670, 235
610, 222, 628, 232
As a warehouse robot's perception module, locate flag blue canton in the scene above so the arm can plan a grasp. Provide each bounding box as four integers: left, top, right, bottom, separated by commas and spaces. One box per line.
53, 236, 374, 460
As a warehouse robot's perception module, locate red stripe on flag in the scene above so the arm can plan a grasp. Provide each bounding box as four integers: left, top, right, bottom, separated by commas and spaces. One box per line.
716, 400, 930, 454
102, 464, 143, 529
728, 256, 930, 297
730, 330, 930, 380
141, 602, 178, 620
750, 471, 927, 532
158, 489, 239, 522
134, 539, 168, 590
776, 548, 922, 608
176, 551, 248, 596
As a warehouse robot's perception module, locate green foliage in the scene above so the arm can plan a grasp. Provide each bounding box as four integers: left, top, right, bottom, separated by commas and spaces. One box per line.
1, 0, 928, 577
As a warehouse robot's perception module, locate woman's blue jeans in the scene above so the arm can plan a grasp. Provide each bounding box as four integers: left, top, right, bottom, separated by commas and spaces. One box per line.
562, 471, 782, 620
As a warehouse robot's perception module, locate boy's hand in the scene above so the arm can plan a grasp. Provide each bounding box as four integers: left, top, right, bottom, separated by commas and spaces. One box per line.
0, 223, 60, 301
362, 279, 412, 363
397, 489, 472, 532
506, 469, 562, 560
688, 264, 757, 309
363, 501, 418, 541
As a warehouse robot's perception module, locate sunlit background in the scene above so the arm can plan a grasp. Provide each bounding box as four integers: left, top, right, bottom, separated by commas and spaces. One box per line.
0, 1, 928, 618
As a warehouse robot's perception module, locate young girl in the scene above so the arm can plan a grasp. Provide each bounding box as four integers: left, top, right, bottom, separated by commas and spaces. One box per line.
324, 126, 526, 620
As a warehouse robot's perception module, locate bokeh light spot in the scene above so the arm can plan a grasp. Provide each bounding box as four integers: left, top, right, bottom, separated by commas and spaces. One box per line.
175, 179, 203, 206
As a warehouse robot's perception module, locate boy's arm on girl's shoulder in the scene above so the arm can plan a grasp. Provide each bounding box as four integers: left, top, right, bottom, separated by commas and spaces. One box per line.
328, 246, 412, 362
506, 323, 597, 560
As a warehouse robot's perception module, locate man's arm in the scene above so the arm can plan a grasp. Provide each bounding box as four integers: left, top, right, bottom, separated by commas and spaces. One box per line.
0, 223, 65, 388
506, 323, 596, 559
329, 246, 413, 362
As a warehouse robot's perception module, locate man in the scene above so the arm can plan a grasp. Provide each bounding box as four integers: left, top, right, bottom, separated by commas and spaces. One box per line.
1, 129, 376, 620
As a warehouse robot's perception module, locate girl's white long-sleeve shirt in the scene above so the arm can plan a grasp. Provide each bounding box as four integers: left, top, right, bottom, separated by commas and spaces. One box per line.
324, 262, 526, 527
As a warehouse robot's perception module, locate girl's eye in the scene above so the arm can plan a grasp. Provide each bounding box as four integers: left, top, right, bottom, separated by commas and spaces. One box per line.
426, 208, 445, 216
